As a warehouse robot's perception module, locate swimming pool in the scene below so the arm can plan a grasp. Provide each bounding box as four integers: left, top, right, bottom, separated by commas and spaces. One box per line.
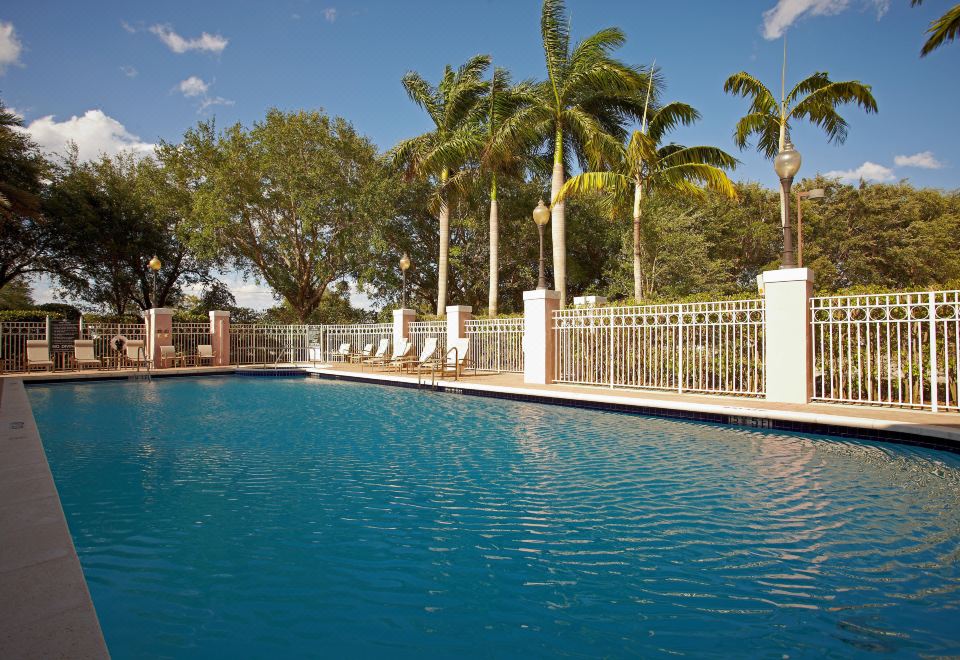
28, 376, 960, 657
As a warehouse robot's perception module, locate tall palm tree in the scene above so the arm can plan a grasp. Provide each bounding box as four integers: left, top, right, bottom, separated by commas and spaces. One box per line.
488, 0, 651, 306
723, 46, 877, 227
912, 0, 960, 56
390, 54, 491, 316
556, 73, 738, 301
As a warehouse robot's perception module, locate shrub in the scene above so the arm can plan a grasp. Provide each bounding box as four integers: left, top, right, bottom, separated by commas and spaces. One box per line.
0, 310, 64, 322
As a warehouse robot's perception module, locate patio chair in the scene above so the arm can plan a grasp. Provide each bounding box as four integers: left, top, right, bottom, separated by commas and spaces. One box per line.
349, 343, 374, 364
393, 337, 437, 374
73, 340, 101, 370
370, 339, 410, 369
158, 345, 179, 368
124, 340, 152, 370
196, 344, 215, 366
360, 338, 390, 370
334, 343, 351, 362
26, 340, 55, 372
419, 338, 473, 384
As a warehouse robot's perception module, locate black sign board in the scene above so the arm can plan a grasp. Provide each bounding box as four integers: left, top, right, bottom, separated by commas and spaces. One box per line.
49, 319, 79, 353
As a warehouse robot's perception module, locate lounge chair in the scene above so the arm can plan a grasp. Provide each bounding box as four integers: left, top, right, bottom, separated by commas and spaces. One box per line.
334, 343, 351, 362
158, 345, 179, 368
26, 340, 55, 372
125, 340, 152, 369
349, 343, 374, 364
393, 337, 437, 374
420, 337, 473, 384
73, 340, 101, 370
196, 344, 215, 366
369, 339, 410, 369
360, 338, 390, 370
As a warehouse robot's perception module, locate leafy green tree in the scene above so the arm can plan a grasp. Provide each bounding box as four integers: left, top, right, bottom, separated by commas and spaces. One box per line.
167, 109, 395, 323
43, 151, 214, 314
0, 100, 53, 289
912, 0, 960, 56
488, 0, 652, 306
0, 278, 34, 309
557, 73, 737, 300
389, 54, 491, 316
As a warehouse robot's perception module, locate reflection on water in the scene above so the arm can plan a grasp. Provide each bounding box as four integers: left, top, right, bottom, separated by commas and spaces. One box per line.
29, 377, 960, 658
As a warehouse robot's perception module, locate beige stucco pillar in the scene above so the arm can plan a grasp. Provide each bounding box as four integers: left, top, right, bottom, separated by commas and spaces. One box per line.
145, 308, 173, 365
209, 310, 230, 366
523, 289, 560, 385
446, 305, 472, 345
762, 268, 814, 404
393, 308, 415, 349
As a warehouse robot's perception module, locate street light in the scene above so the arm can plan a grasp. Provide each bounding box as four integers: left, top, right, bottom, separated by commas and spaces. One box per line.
399, 252, 411, 309
773, 138, 802, 269
148, 256, 162, 308
796, 188, 825, 267
532, 199, 551, 289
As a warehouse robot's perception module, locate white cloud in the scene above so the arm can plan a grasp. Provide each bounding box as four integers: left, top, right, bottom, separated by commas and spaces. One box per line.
823, 161, 895, 183
198, 96, 234, 112
120, 20, 138, 34
0, 20, 23, 74
120, 65, 138, 78
177, 75, 209, 97
323, 7, 338, 22
761, 0, 889, 39
893, 151, 943, 169
148, 24, 228, 54
20, 110, 155, 161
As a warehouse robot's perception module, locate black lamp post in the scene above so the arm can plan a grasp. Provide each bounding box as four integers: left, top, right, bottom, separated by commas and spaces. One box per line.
773, 139, 802, 269
399, 253, 411, 308
532, 199, 550, 289
148, 256, 162, 307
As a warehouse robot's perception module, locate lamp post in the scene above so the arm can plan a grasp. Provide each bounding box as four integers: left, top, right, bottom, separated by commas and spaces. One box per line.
532, 199, 551, 289
773, 138, 802, 269
148, 256, 162, 308
796, 188, 825, 267
399, 253, 411, 309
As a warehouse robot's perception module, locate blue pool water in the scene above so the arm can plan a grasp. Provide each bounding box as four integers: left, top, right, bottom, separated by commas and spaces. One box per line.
28, 376, 960, 657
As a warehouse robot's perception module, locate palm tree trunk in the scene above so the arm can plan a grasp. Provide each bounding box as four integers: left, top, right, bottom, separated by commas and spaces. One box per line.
550, 129, 566, 306
632, 181, 643, 301
437, 169, 450, 317
487, 175, 498, 317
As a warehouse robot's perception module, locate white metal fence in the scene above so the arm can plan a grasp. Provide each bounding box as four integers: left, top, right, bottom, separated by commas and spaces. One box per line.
0, 321, 48, 371
170, 323, 211, 359
230, 325, 318, 365
812, 291, 960, 412
465, 317, 524, 373
554, 300, 766, 396
82, 322, 147, 367
409, 320, 446, 358
317, 323, 392, 362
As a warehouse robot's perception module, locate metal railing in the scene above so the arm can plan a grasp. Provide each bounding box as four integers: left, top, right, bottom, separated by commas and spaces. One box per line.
83, 322, 147, 368
465, 317, 524, 373
170, 323, 211, 359
554, 299, 766, 396
0, 321, 48, 371
409, 320, 446, 359
317, 323, 392, 362
230, 325, 318, 365
812, 291, 960, 412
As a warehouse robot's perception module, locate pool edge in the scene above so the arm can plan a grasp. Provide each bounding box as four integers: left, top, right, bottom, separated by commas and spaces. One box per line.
0, 378, 109, 659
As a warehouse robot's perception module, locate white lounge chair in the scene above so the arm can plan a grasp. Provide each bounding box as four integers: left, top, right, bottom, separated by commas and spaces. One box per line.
334, 343, 351, 362
394, 337, 437, 374
360, 338, 390, 369
370, 339, 409, 369
125, 340, 151, 369
349, 343, 374, 363
26, 340, 55, 372
420, 337, 473, 383
158, 345, 179, 368
196, 344, 215, 366
73, 340, 101, 370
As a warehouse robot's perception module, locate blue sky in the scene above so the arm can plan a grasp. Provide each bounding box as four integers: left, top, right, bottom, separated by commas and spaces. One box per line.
2, 0, 957, 307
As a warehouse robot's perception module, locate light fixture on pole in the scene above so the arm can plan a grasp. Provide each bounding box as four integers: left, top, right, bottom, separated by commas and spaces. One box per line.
399, 253, 411, 309
532, 199, 551, 290
148, 256, 162, 308
773, 138, 802, 269
796, 188, 824, 267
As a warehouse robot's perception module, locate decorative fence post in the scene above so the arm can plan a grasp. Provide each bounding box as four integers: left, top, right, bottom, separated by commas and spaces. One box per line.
145, 308, 174, 366
209, 310, 230, 366
762, 268, 814, 404
393, 308, 416, 352
446, 306, 472, 346
524, 289, 561, 385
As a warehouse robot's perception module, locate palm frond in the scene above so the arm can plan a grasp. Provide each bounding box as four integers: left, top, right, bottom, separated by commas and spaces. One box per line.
790, 80, 876, 145
723, 72, 777, 115
541, 0, 571, 106
731, 111, 781, 158
401, 72, 440, 127
555, 171, 631, 205
647, 102, 700, 143
660, 163, 737, 200
786, 71, 830, 105
920, 3, 960, 56
659, 145, 738, 171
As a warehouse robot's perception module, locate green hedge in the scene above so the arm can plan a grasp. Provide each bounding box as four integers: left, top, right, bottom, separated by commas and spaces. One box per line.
0, 310, 65, 322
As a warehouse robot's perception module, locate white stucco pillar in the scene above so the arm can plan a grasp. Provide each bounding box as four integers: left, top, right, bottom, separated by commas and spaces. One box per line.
145, 308, 174, 365
523, 289, 560, 385
446, 305, 472, 345
393, 308, 415, 349
762, 268, 814, 404
209, 310, 230, 366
